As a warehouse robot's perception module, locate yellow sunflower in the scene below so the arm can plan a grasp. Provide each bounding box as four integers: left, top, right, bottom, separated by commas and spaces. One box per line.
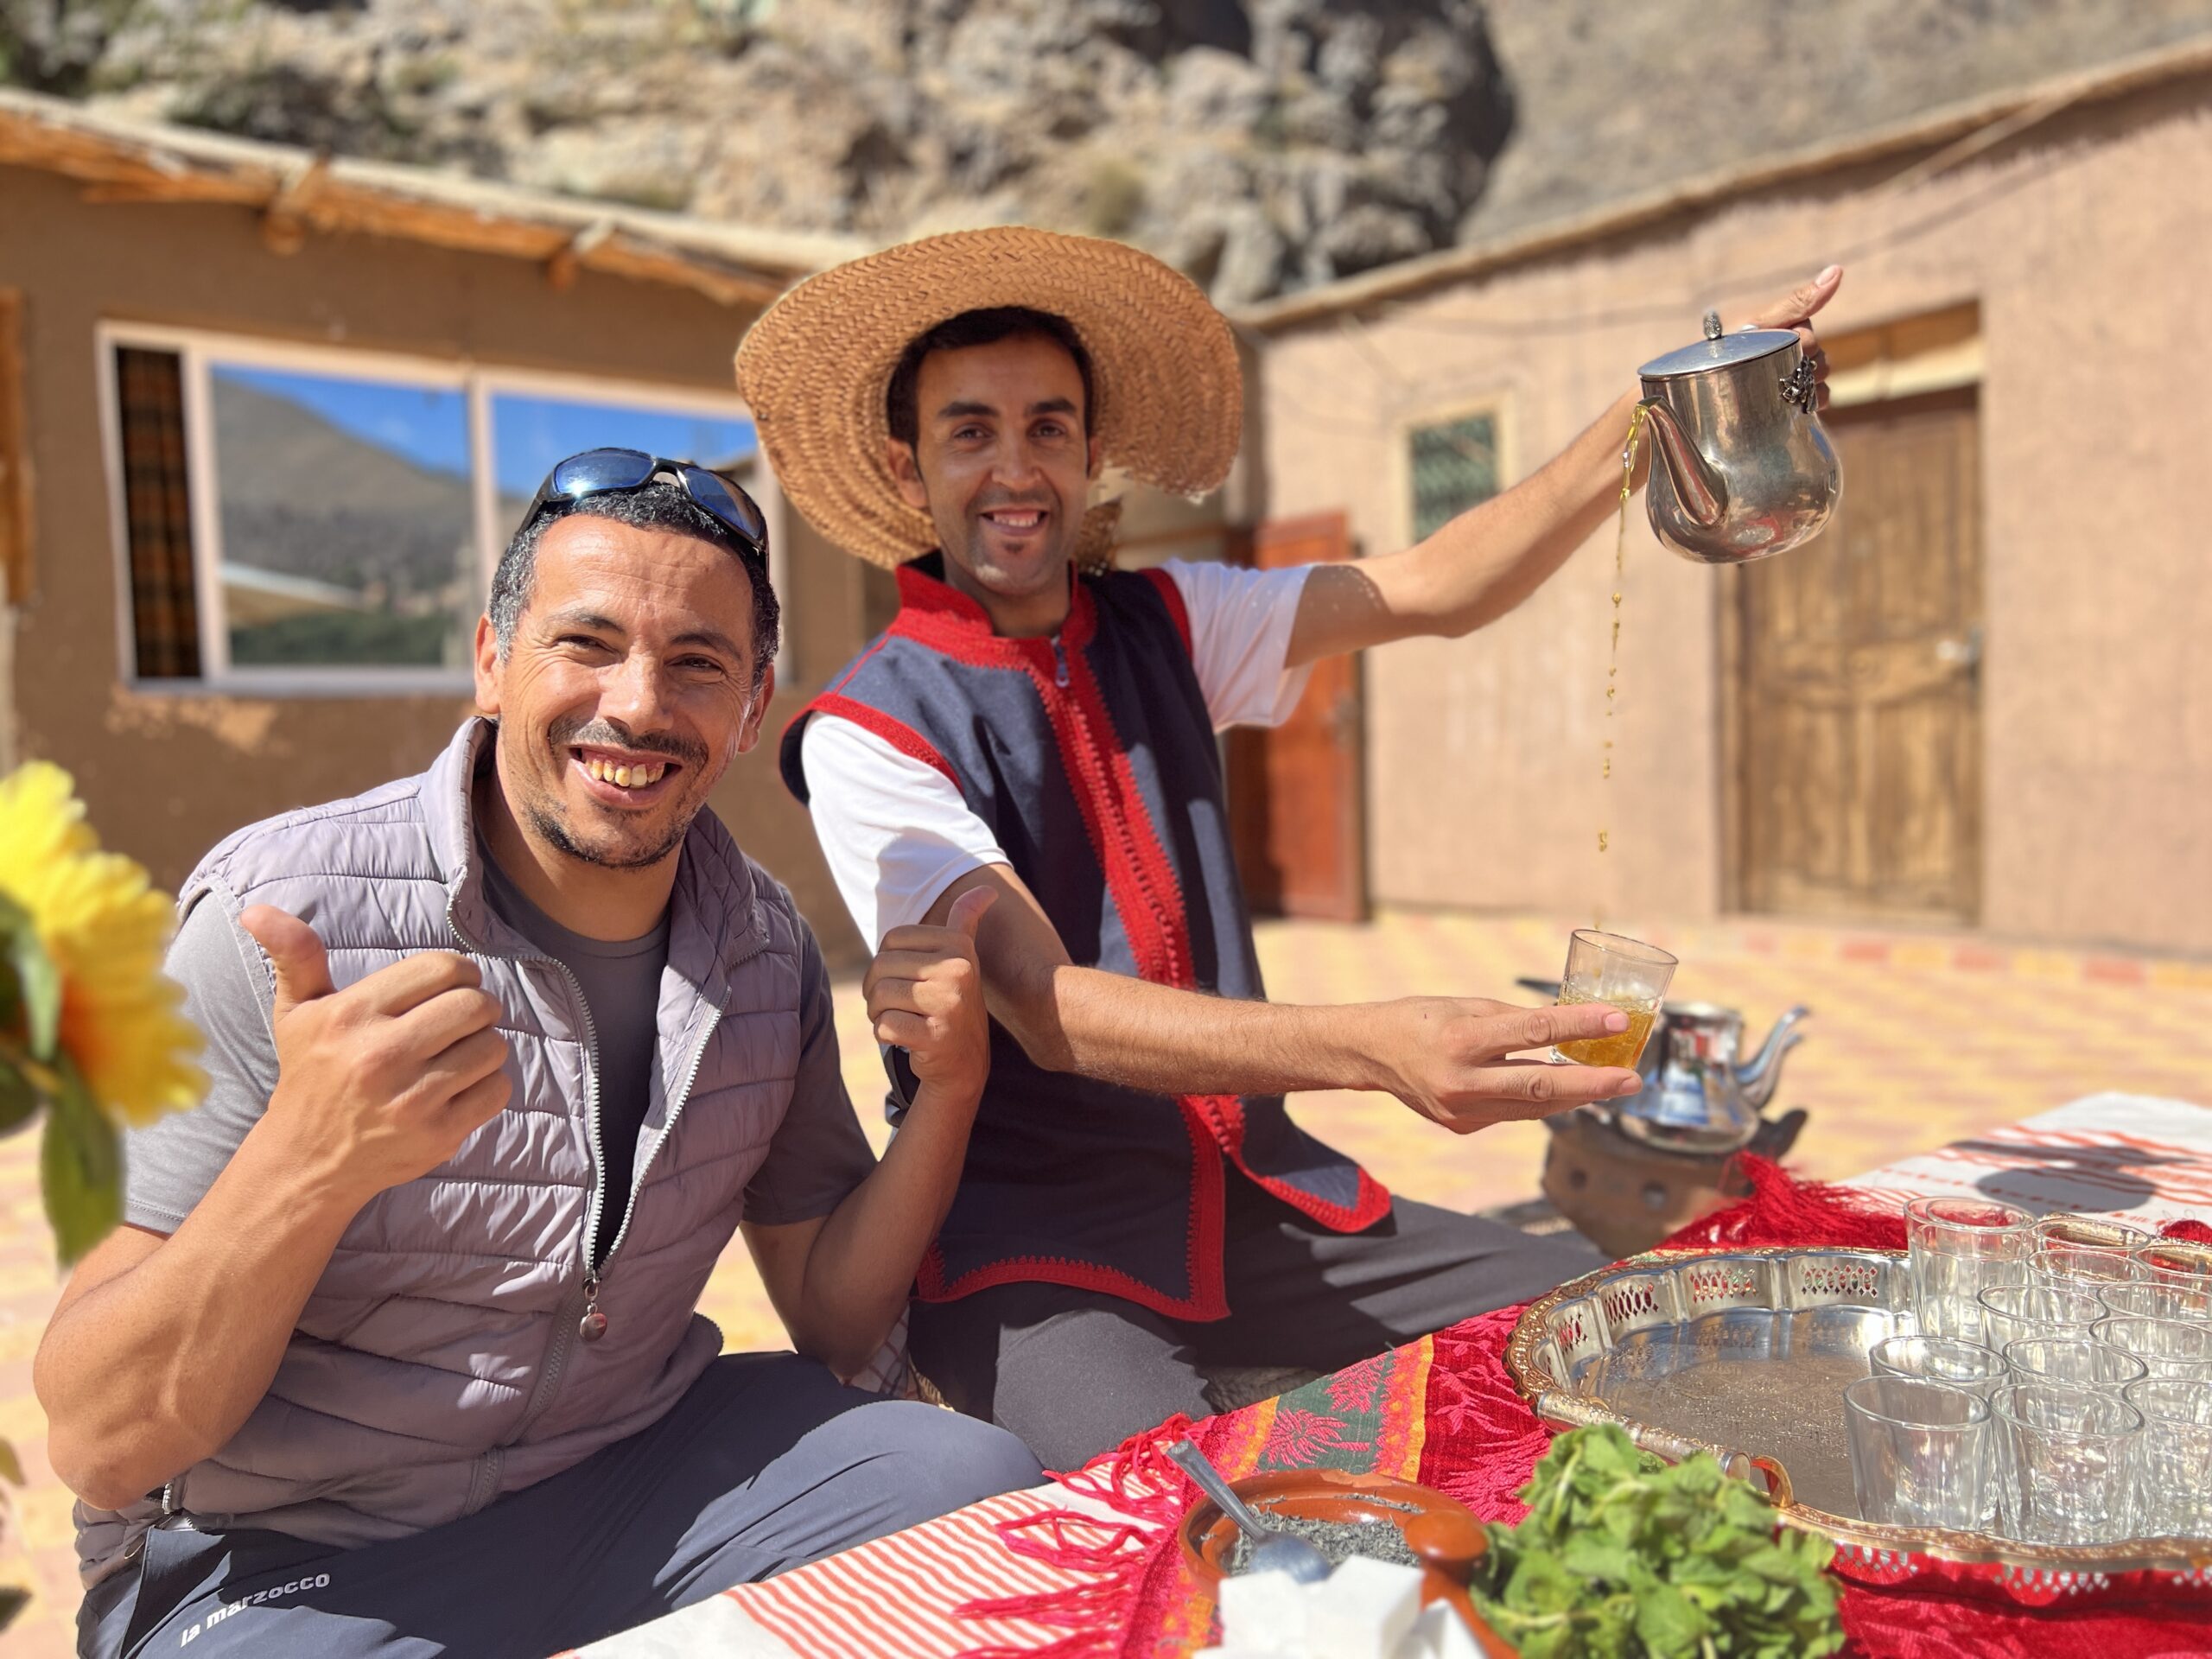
0, 762, 204, 1127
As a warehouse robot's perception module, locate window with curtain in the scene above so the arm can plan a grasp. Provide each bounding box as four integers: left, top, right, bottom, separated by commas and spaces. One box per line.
116, 347, 203, 680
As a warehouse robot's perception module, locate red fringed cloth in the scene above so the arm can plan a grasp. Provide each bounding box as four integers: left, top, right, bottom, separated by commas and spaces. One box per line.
954, 1157, 2212, 1659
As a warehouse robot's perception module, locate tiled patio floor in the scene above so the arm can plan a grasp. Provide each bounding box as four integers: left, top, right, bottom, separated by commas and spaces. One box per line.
4, 908, 2209, 1656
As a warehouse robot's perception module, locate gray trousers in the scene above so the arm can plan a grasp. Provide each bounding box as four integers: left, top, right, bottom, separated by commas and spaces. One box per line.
77, 1352, 1044, 1659
910, 1172, 1603, 1471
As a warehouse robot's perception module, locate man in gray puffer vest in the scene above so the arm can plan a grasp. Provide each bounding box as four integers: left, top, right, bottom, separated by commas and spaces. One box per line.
40, 452, 1045, 1658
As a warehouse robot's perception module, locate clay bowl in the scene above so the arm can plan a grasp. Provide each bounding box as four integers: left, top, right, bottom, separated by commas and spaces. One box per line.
1177, 1467, 1517, 1656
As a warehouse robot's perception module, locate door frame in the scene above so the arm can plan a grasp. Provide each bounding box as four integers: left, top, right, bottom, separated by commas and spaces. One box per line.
0, 289, 29, 607
1717, 383, 1986, 921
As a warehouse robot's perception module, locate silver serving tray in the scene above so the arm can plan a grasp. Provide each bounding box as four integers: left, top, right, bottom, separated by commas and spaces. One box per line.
1504, 1247, 2212, 1583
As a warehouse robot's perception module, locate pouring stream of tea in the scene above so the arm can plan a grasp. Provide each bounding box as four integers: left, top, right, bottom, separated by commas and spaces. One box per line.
1598, 404, 1649, 873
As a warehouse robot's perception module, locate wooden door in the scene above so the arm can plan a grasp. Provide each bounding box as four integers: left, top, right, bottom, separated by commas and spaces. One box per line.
1226, 511, 1368, 922
1731, 387, 1983, 923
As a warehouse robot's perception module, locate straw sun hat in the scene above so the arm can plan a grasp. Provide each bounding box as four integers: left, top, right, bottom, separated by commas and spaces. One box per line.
733, 227, 1243, 570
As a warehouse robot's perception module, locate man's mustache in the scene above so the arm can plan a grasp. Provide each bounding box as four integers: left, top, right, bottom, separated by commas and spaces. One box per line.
550, 719, 709, 769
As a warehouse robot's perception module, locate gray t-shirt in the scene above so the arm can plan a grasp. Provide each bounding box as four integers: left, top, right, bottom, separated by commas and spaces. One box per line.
124, 879, 874, 1242
480, 848, 669, 1266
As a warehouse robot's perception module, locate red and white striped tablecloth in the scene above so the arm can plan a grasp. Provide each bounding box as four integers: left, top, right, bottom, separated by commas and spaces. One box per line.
568, 1483, 1164, 1658
573, 1094, 2212, 1659
1845, 1093, 2212, 1223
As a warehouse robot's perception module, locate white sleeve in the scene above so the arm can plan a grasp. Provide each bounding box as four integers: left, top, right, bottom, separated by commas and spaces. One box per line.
1161, 559, 1318, 731
799, 714, 1008, 949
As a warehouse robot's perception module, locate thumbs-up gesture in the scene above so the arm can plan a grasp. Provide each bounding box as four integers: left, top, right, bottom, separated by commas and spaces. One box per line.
863, 886, 997, 1112
239, 906, 513, 1206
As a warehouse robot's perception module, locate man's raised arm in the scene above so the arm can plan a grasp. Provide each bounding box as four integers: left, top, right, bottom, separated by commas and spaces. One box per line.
923, 867, 1642, 1133
33, 908, 510, 1511
744, 889, 996, 1379
1285, 269, 1843, 668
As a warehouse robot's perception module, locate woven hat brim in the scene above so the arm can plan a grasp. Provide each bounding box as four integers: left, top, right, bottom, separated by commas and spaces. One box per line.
734, 228, 1243, 569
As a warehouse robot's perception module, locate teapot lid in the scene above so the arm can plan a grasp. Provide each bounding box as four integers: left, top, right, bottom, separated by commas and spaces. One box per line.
1638, 311, 1799, 380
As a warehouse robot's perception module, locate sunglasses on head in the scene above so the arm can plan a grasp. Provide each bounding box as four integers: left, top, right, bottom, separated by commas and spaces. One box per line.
522, 448, 770, 563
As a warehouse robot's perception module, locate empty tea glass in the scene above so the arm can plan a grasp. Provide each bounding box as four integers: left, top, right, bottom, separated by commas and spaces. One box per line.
2000, 1336, 2148, 1393
2121, 1377, 2212, 1538
1842, 1375, 1991, 1531
1904, 1197, 2031, 1340
2092, 1315, 2212, 1382
1989, 1381, 2144, 1546
1869, 1334, 2007, 1400
1548, 930, 1677, 1069
2034, 1246, 2144, 1294
2033, 1214, 2155, 1252
2098, 1279, 2203, 1325
2135, 1241, 2212, 1323
1976, 1283, 2107, 1354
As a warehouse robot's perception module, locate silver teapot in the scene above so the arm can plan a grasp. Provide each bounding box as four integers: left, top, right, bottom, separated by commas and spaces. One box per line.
1618, 1001, 1809, 1152
1637, 311, 1841, 564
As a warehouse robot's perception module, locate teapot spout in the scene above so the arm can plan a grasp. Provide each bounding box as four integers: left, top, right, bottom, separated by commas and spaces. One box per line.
1638, 398, 1727, 530
1734, 1005, 1809, 1113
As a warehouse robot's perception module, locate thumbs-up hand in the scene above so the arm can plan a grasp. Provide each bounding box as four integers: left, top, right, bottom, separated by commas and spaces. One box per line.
863, 884, 997, 1112
239, 905, 512, 1207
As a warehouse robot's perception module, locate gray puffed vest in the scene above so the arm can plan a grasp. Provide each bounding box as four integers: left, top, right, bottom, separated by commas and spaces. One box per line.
77, 719, 811, 1583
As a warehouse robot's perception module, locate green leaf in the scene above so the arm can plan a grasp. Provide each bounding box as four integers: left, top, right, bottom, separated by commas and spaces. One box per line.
0, 1064, 38, 1136
1634, 1582, 1708, 1656
0, 893, 60, 1060
0, 1437, 22, 1485
1559, 1532, 1635, 1582
1476, 1428, 1844, 1659
41, 1062, 120, 1265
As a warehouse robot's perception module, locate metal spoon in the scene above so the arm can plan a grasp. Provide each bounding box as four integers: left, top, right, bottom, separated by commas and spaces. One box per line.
1165, 1438, 1332, 1584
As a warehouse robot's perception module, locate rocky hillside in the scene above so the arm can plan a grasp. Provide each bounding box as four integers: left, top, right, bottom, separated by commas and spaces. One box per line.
6, 0, 2212, 304
1, 0, 1511, 304
1467, 0, 2212, 243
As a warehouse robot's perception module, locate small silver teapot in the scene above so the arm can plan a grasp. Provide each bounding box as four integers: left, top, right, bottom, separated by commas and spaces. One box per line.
1617, 1001, 1809, 1153
1637, 311, 1842, 564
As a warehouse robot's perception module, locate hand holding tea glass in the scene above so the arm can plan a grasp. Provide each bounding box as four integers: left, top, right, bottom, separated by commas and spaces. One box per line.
1548, 929, 1677, 1069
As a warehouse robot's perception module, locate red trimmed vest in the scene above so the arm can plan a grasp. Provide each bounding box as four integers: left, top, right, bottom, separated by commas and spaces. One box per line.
780, 557, 1388, 1319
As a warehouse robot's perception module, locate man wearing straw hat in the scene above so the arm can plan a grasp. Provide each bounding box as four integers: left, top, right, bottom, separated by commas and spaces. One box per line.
739, 229, 1837, 1468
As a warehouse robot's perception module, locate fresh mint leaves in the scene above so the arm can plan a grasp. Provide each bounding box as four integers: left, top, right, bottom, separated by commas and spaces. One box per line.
1469, 1426, 1844, 1658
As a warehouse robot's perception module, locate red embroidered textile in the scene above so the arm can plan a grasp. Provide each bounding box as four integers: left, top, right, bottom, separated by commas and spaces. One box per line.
961, 1159, 2212, 1658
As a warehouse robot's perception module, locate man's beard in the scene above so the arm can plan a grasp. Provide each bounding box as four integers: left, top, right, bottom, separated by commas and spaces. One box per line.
520, 715, 716, 871
524, 798, 690, 871
951, 489, 1074, 588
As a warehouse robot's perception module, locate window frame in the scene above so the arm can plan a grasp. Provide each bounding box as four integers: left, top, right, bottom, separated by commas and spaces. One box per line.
95, 322, 769, 697
1394, 390, 1517, 550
